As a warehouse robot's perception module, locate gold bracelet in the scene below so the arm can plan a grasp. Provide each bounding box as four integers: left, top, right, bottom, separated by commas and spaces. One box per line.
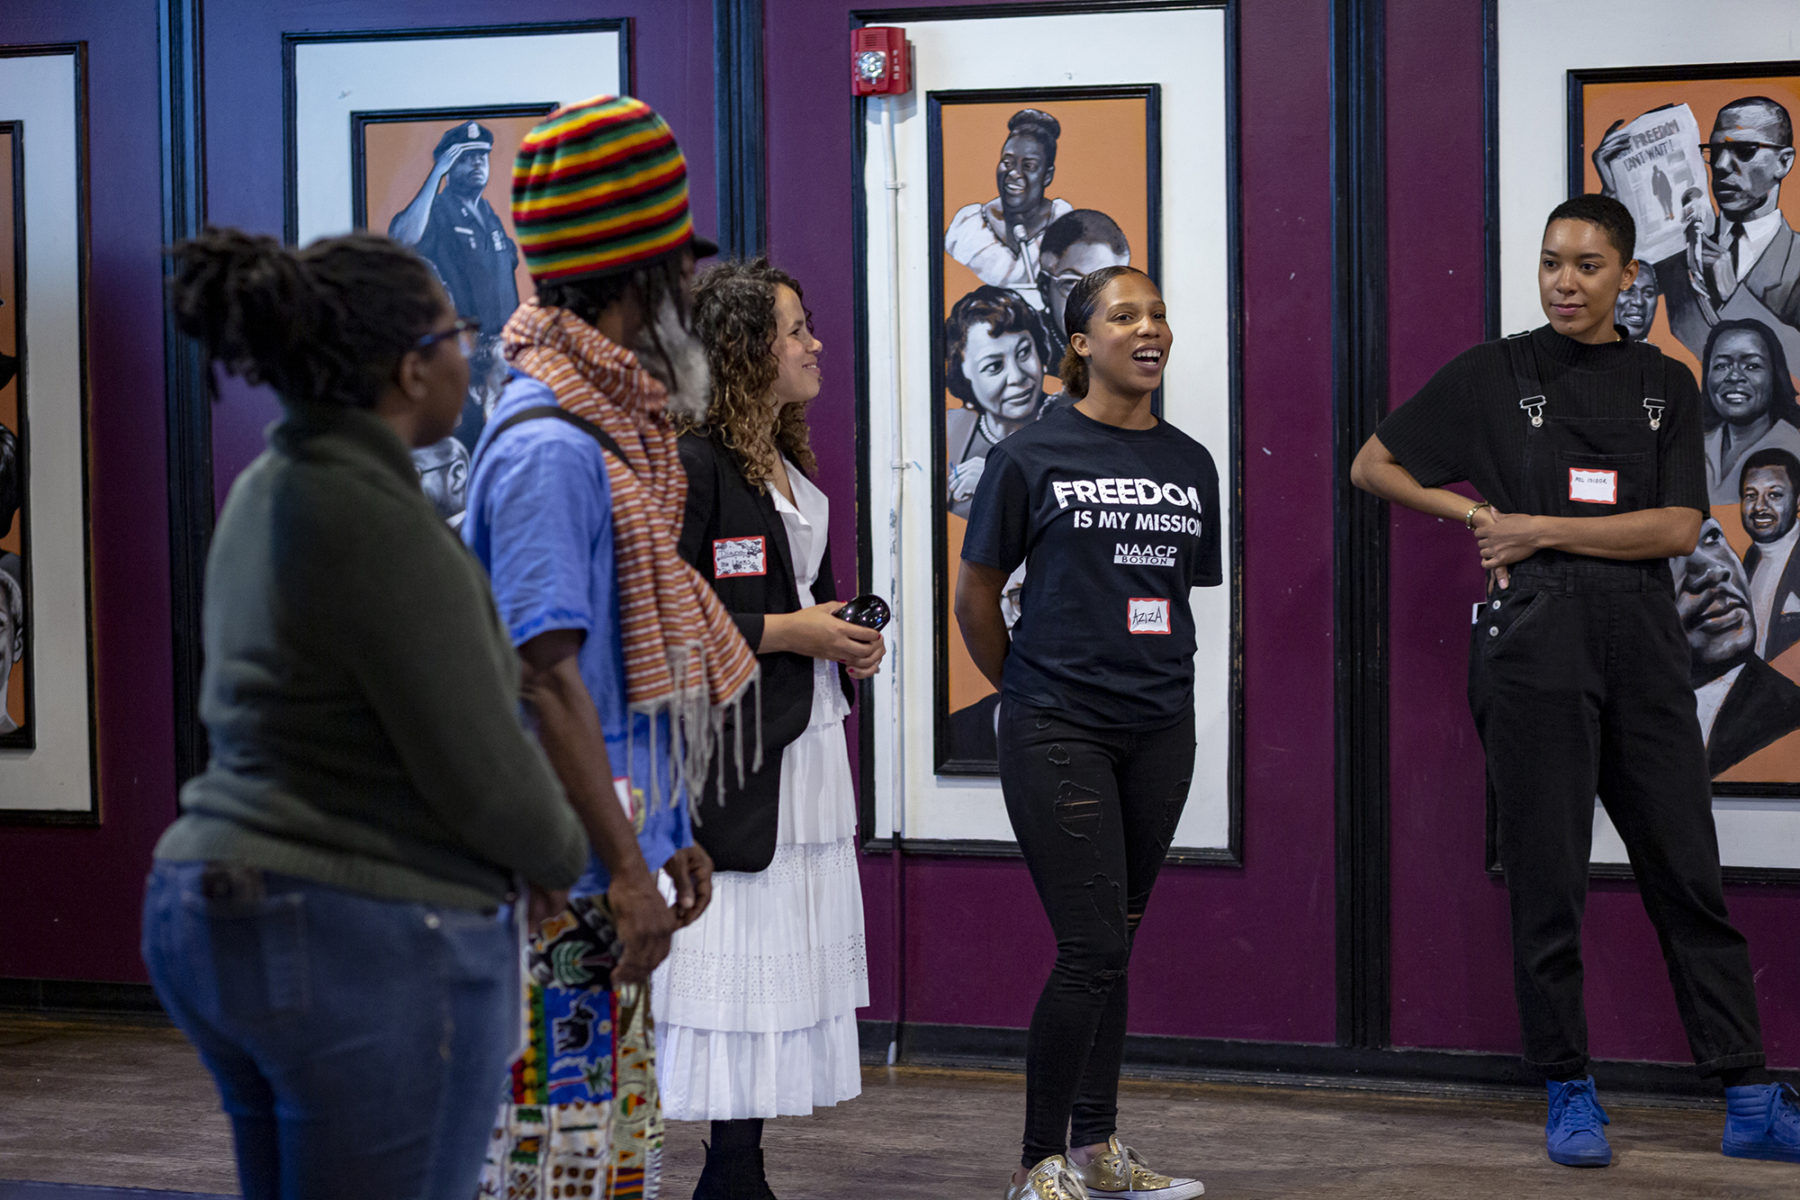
1465, 501, 1491, 530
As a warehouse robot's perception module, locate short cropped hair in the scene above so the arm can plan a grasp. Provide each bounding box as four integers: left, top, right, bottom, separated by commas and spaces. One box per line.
1545, 193, 1635, 263
1718, 96, 1793, 148
1040, 209, 1128, 262
1741, 447, 1800, 496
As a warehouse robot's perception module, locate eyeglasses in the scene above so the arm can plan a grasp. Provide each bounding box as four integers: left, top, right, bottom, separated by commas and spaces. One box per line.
1700, 141, 1787, 163
416, 317, 481, 357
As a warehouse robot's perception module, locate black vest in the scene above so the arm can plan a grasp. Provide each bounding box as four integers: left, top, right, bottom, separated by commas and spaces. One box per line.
676, 431, 855, 871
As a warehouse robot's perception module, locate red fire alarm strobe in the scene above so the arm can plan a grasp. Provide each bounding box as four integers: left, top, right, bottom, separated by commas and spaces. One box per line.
852, 26, 912, 96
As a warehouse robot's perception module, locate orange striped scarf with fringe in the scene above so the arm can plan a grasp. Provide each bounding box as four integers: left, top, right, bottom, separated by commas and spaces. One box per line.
502, 299, 758, 808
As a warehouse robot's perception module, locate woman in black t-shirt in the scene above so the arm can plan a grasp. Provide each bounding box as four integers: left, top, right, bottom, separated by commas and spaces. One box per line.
957, 266, 1218, 1200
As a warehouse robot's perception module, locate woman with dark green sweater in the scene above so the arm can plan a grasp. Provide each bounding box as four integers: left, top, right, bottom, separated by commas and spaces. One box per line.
141, 228, 588, 1200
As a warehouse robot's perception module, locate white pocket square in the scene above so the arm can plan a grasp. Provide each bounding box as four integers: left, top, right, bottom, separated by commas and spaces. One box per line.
1783, 592, 1800, 616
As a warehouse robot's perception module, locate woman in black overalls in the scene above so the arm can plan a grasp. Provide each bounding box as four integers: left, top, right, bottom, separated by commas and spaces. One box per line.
1354, 195, 1799, 1169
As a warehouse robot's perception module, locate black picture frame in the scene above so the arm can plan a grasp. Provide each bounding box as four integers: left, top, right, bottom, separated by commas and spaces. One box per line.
1480, 32, 1800, 882
0, 41, 98, 825
348, 102, 557, 232
281, 19, 633, 244
0, 118, 33, 752
849, 2, 1244, 868
1564, 60, 1800, 201
926, 83, 1165, 779
1571, 59, 1800, 813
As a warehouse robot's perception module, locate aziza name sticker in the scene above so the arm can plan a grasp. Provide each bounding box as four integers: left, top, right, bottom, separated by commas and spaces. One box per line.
1128, 597, 1172, 635
1568, 467, 1618, 505
713, 536, 767, 577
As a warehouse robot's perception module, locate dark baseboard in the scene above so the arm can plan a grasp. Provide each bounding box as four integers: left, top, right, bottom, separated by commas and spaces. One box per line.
857, 1020, 1797, 1106
0, 979, 168, 1020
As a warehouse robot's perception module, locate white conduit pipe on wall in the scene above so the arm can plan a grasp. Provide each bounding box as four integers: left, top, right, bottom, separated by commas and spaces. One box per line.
880, 93, 909, 1069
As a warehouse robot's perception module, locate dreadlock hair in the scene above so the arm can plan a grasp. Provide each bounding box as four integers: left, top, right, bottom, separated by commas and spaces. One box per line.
168, 227, 445, 408
535, 254, 693, 393
1058, 265, 1151, 400
685, 258, 819, 492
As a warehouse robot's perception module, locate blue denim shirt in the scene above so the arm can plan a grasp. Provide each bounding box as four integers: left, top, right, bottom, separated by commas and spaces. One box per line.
462, 372, 690, 894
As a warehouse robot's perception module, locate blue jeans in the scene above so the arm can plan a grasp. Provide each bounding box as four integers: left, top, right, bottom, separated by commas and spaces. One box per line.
141, 860, 519, 1200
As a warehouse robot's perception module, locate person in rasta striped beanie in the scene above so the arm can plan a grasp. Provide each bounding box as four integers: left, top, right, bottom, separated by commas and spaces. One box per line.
464, 95, 751, 1200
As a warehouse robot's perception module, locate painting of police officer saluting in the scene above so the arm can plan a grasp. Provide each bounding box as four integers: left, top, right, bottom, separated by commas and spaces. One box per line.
353, 104, 553, 524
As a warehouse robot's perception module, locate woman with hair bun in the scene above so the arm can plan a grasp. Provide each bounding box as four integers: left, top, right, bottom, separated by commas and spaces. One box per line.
141, 227, 588, 1199
945, 107, 1072, 309
957, 266, 1219, 1200
657, 258, 881, 1199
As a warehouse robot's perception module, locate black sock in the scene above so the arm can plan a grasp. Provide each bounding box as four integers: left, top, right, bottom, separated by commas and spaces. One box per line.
710, 1118, 764, 1154
1545, 1070, 1589, 1084
1720, 1066, 1774, 1089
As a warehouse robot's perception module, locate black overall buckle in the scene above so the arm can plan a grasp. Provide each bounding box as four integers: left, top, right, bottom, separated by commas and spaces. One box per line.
1644, 398, 1664, 431
1520, 395, 1546, 427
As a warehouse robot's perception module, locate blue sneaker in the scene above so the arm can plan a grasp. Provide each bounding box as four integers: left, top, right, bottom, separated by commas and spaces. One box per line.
1723, 1082, 1800, 1163
1545, 1076, 1612, 1167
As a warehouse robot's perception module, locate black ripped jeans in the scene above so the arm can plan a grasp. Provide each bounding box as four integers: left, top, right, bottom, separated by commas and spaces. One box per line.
998, 700, 1196, 1168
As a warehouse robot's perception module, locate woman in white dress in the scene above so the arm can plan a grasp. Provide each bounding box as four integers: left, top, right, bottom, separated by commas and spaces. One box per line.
662, 258, 882, 1199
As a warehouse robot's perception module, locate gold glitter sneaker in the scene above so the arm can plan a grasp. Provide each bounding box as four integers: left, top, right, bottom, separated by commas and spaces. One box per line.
1005, 1154, 1091, 1200
1072, 1136, 1205, 1199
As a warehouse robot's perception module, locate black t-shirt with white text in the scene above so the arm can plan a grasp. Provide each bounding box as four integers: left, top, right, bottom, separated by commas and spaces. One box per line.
962, 403, 1223, 730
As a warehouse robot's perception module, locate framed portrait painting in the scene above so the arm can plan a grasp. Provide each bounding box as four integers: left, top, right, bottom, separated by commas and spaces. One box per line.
928, 86, 1161, 775
855, 4, 1238, 859
285, 23, 626, 528
1492, 0, 1800, 876
1, 121, 28, 749
0, 45, 96, 821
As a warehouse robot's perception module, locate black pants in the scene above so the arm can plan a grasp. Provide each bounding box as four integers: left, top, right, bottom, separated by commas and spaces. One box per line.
1469, 558, 1763, 1078
998, 701, 1195, 1167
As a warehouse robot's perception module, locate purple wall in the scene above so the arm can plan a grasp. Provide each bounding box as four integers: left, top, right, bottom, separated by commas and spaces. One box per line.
0, 0, 716, 985
768, 0, 1341, 1043
200, 0, 720, 505
12, 0, 1784, 1078
1384, 0, 1799, 1067
0, 3, 177, 982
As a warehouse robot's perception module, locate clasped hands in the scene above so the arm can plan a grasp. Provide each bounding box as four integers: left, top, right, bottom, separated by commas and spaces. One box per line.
1469, 506, 1538, 590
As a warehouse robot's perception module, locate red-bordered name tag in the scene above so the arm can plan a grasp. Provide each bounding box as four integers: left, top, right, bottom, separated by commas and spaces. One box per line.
713, 536, 767, 577
1127, 597, 1171, 635
1568, 468, 1618, 505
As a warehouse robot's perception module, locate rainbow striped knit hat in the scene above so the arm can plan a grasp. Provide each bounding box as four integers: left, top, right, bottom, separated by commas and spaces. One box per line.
512, 95, 698, 285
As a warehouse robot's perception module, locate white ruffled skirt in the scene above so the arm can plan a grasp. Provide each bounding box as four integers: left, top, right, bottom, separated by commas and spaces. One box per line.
652, 716, 869, 1121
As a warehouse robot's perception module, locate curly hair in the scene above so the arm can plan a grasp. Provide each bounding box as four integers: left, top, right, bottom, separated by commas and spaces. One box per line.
686, 259, 818, 491
944, 285, 1049, 408
168, 227, 444, 408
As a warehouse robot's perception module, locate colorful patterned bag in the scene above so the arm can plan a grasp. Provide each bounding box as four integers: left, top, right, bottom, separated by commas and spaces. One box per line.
478, 894, 663, 1200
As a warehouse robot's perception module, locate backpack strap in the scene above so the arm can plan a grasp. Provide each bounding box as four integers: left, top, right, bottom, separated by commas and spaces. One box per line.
483, 404, 633, 470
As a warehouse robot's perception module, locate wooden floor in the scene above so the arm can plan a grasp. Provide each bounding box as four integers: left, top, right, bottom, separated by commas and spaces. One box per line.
2, 1014, 1796, 1198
